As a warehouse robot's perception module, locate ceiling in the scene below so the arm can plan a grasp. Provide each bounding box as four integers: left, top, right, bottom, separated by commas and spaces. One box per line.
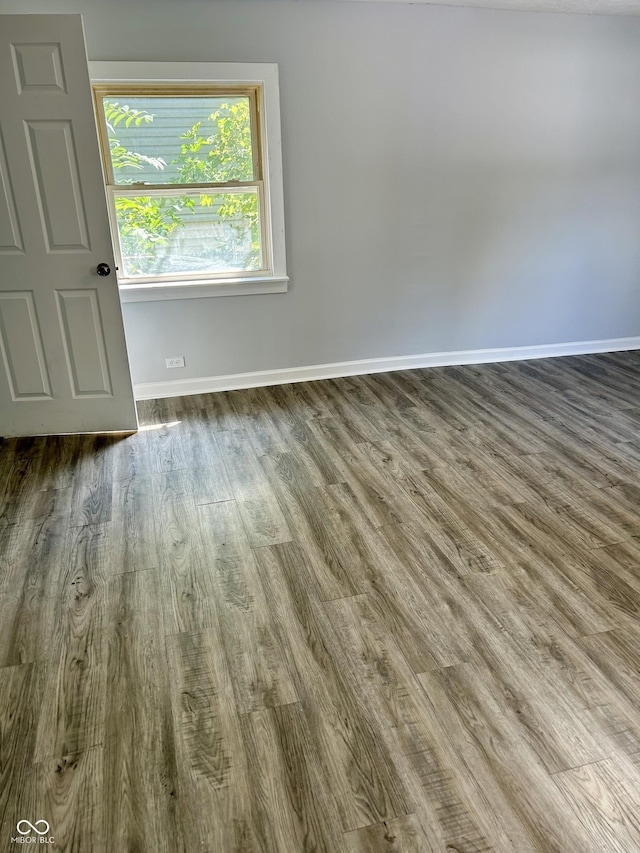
341, 0, 640, 15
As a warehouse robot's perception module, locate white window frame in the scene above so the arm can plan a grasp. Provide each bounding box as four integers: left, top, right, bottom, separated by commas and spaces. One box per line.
89, 61, 288, 302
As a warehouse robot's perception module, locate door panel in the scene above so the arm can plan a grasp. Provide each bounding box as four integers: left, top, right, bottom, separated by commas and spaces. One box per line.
0, 15, 137, 435
10, 41, 67, 94
25, 120, 91, 252
0, 291, 51, 399
0, 130, 23, 252
56, 289, 112, 397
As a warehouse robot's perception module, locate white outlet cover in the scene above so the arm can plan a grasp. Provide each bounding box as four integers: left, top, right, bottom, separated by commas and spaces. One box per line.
165, 356, 185, 369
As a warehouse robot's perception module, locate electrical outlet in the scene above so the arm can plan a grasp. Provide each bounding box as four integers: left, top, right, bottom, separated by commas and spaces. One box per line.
165, 356, 185, 369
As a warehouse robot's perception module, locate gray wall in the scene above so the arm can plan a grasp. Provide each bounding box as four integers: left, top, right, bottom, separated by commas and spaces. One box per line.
4, 0, 640, 384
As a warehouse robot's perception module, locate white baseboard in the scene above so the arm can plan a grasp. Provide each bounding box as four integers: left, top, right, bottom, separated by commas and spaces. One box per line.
133, 336, 640, 400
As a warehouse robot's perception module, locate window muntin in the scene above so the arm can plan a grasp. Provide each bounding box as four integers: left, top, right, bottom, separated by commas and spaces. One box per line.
94, 85, 268, 284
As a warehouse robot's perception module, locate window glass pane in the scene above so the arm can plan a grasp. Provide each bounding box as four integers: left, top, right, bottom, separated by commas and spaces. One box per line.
114, 188, 262, 278
102, 96, 254, 185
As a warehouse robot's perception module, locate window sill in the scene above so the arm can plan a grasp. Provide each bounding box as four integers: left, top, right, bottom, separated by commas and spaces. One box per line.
118, 275, 289, 303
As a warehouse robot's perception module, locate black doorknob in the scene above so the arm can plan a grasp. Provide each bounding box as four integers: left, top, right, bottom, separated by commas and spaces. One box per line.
96, 263, 111, 276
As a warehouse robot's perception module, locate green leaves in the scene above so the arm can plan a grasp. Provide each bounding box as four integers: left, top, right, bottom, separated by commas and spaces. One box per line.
104, 101, 166, 176
104, 101, 155, 133
108, 143, 166, 174
114, 195, 183, 274
174, 100, 254, 184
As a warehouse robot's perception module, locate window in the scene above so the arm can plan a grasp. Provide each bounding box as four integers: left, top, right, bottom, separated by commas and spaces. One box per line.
95, 88, 265, 280
90, 63, 287, 301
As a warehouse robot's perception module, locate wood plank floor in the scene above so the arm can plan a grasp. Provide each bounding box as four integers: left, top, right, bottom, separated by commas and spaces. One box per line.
1, 351, 640, 851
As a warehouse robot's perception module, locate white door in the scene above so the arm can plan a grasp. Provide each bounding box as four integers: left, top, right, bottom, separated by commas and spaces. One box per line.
0, 14, 137, 436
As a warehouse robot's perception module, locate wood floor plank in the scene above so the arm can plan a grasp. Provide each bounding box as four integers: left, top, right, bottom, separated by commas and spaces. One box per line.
69, 436, 115, 527
216, 428, 277, 502
135, 396, 179, 428
493, 556, 617, 639
406, 748, 497, 853
321, 488, 470, 671
259, 388, 342, 486
542, 475, 640, 541
367, 521, 476, 668
37, 434, 81, 491
217, 429, 293, 547
238, 386, 294, 452
106, 477, 158, 573
323, 591, 503, 851
152, 480, 216, 634
590, 538, 640, 597
603, 481, 640, 523
225, 386, 290, 458
460, 571, 640, 775
142, 400, 187, 474
197, 500, 299, 713
34, 524, 110, 761
553, 758, 640, 853
109, 430, 153, 484
0, 513, 67, 667
102, 570, 178, 852
394, 372, 474, 434
458, 573, 609, 774
254, 541, 413, 832
417, 367, 551, 457
339, 380, 443, 473
0, 437, 46, 523
267, 380, 334, 422
399, 470, 505, 574
164, 628, 251, 853
181, 418, 233, 506
438, 448, 540, 507
165, 629, 238, 793
314, 378, 388, 444
417, 663, 609, 853
260, 455, 367, 600
0, 663, 42, 843
493, 613, 640, 771
343, 813, 427, 853
380, 521, 610, 779
578, 628, 640, 711
560, 548, 640, 627
28, 747, 106, 853
308, 417, 425, 529
325, 592, 450, 754
0, 522, 23, 599
239, 703, 343, 852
